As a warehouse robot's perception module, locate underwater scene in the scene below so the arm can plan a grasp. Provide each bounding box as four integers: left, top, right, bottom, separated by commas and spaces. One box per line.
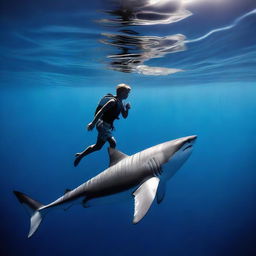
1, 0, 256, 255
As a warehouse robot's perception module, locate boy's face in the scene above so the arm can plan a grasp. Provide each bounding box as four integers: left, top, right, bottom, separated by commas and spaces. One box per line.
120, 89, 130, 100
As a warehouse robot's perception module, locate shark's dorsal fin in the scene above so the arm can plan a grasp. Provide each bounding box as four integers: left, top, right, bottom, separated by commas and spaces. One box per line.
64, 189, 71, 194
108, 147, 128, 167
133, 177, 160, 224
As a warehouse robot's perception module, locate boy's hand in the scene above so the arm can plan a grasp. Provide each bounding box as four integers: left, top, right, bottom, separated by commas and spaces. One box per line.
87, 122, 95, 131
125, 103, 131, 110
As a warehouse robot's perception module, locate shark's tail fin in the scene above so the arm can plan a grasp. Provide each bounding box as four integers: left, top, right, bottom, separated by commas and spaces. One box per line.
13, 191, 46, 238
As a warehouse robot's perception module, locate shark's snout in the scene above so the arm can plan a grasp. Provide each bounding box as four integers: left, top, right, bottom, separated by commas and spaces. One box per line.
187, 135, 197, 143
182, 135, 197, 151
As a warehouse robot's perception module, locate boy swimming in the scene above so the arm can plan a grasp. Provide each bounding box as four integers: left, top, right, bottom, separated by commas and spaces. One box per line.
74, 83, 131, 167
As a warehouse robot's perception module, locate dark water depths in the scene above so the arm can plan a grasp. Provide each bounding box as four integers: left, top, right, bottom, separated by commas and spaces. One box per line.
1, 0, 256, 255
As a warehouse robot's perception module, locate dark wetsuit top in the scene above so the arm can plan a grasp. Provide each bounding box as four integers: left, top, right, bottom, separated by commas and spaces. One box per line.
96, 96, 123, 127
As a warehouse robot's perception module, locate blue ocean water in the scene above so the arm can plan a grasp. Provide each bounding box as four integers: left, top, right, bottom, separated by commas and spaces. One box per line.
1, 1, 256, 255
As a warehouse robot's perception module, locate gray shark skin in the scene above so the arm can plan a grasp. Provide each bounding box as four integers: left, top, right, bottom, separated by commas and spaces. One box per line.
14, 135, 197, 238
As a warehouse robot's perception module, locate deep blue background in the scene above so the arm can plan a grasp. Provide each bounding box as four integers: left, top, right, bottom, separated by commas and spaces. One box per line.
1, 1, 256, 255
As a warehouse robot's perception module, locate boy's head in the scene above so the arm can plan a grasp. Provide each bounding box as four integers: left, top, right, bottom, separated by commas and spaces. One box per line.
116, 83, 131, 99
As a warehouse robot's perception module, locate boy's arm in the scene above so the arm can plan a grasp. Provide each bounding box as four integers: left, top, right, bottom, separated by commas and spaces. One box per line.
87, 99, 116, 130
121, 102, 131, 119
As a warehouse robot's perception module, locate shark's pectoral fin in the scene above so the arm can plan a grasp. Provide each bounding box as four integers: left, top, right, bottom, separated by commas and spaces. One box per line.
133, 177, 160, 224
108, 147, 128, 167
157, 181, 166, 204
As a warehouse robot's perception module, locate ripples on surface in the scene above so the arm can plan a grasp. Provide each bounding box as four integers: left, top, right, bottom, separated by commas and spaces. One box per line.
100, 32, 186, 74
0, 0, 256, 85
98, 0, 256, 78
98, 0, 191, 75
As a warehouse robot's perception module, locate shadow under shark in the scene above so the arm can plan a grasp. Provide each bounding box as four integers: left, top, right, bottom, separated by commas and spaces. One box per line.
14, 135, 197, 238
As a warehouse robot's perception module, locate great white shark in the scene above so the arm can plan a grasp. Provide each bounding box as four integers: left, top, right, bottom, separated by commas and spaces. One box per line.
14, 135, 197, 238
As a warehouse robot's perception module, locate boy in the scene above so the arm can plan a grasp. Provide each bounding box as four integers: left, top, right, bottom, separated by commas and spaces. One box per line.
74, 83, 131, 167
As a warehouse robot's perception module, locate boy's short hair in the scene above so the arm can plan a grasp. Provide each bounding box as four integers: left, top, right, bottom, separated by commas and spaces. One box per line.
116, 83, 131, 94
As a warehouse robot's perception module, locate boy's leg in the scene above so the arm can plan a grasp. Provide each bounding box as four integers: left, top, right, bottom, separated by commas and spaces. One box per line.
74, 120, 113, 167
107, 136, 116, 148
74, 139, 105, 167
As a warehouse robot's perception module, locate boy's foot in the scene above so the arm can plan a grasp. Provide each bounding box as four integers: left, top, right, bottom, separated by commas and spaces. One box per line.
74, 155, 82, 167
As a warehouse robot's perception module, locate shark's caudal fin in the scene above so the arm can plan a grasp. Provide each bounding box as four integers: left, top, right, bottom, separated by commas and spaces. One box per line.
13, 191, 46, 238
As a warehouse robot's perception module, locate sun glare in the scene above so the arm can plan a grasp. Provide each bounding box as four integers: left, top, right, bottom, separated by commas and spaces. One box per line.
182, 0, 224, 5
148, 0, 176, 5
147, 0, 225, 7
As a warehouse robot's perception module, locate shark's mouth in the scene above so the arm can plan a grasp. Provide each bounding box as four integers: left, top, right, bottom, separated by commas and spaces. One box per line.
183, 145, 192, 151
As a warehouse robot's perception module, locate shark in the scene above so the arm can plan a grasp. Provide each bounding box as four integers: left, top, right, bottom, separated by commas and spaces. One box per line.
14, 135, 197, 238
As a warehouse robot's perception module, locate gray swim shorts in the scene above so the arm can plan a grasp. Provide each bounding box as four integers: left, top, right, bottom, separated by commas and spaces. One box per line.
96, 119, 113, 142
